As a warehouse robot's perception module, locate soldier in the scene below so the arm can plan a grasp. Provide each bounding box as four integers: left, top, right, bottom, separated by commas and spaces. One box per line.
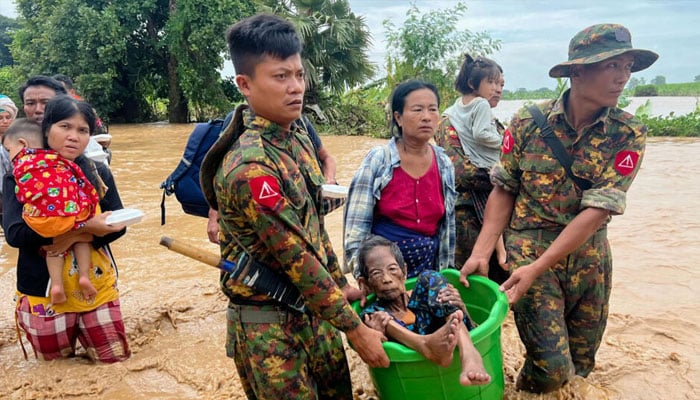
199, 13, 388, 399
460, 24, 658, 393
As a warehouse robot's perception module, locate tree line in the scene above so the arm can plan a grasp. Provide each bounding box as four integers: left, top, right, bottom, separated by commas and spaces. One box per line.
0, 1, 502, 129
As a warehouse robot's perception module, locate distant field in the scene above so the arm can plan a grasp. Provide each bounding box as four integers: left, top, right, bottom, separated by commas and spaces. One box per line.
655, 81, 700, 96
504, 81, 700, 100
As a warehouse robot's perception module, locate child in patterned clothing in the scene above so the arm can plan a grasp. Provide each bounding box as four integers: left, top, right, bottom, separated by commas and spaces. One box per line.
4, 118, 100, 304
357, 235, 490, 386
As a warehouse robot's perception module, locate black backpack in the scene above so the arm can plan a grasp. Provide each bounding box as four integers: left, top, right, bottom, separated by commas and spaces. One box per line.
160, 111, 234, 224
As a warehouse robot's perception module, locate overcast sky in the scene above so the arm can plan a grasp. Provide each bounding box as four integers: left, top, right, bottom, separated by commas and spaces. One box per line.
2, 0, 698, 90
346, 0, 700, 90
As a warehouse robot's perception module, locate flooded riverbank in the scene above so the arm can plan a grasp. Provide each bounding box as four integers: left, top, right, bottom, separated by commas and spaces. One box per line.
0, 124, 698, 399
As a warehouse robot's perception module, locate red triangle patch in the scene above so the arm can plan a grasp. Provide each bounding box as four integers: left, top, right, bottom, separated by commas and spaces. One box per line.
614, 151, 639, 176
249, 176, 281, 208
502, 129, 513, 154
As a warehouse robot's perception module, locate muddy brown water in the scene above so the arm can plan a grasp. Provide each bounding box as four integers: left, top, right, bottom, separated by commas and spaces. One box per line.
0, 123, 698, 399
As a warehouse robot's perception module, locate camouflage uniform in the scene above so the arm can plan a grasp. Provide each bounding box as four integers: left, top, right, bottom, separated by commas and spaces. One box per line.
208, 110, 360, 399
493, 90, 646, 392
435, 116, 510, 283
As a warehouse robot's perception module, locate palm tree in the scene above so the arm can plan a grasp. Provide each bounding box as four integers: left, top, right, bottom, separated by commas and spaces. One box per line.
258, 0, 376, 119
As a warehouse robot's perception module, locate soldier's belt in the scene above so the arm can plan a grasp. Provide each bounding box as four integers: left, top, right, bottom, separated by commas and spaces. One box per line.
513, 227, 607, 242
227, 303, 298, 324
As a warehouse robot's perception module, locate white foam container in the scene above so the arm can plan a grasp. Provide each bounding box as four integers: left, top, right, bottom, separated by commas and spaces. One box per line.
322, 184, 348, 199
106, 208, 145, 226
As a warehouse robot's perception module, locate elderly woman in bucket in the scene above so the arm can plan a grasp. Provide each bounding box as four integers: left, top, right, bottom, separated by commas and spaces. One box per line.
357, 235, 490, 386
461, 23, 658, 393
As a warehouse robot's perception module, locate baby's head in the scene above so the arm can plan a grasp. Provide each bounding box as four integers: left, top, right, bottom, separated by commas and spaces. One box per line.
3, 118, 43, 161
357, 235, 408, 302
455, 54, 502, 97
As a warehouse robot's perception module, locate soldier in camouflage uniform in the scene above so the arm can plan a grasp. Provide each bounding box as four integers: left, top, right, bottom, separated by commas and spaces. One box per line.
460, 24, 658, 393
200, 14, 388, 399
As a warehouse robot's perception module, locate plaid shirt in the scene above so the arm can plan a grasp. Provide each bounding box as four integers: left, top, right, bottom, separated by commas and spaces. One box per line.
343, 137, 456, 277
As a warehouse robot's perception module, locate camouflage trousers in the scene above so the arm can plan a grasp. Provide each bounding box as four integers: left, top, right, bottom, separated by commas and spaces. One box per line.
226, 303, 353, 400
507, 228, 612, 393
454, 204, 510, 284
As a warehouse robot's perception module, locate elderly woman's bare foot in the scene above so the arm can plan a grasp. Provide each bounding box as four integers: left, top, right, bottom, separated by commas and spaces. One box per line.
458, 339, 491, 386
417, 310, 462, 368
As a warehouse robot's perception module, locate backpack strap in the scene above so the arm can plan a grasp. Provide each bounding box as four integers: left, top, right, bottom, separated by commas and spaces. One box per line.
528, 105, 593, 191
200, 103, 250, 211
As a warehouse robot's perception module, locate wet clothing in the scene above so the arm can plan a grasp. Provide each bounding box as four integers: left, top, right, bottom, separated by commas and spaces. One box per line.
494, 89, 646, 392
508, 228, 610, 392
2, 157, 128, 361
13, 148, 99, 237
205, 109, 358, 398
226, 303, 352, 399
344, 137, 456, 278
435, 115, 510, 284
361, 270, 473, 335
16, 297, 129, 362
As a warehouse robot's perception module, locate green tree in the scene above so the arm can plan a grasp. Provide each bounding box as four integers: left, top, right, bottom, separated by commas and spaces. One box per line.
627, 76, 642, 90
695, 75, 700, 82
651, 75, 666, 85
0, 15, 20, 67
166, 0, 255, 121
11, 0, 254, 123
258, 0, 375, 119
383, 1, 501, 103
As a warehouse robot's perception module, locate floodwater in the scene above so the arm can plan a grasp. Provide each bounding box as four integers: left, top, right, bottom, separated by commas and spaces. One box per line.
494, 96, 699, 123
0, 120, 698, 399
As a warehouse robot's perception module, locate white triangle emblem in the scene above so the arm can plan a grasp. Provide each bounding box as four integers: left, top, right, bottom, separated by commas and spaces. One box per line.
503, 134, 512, 151
259, 181, 279, 199
617, 154, 635, 169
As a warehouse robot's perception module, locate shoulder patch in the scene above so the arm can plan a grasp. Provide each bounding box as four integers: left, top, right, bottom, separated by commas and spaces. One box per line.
249, 176, 281, 209
614, 150, 639, 176
502, 129, 513, 154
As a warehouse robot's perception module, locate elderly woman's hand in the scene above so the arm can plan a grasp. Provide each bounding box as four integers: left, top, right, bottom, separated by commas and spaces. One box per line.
437, 284, 467, 315
363, 311, 391, 335
84, 211, 126, 237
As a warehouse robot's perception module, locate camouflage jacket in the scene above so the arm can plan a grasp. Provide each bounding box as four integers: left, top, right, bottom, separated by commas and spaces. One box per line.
492, 90, 646, 230
211, 109, 360, 332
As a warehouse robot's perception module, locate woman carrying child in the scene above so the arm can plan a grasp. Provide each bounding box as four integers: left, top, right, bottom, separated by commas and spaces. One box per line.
5, 117, 100, 304
2, 95, 130, 362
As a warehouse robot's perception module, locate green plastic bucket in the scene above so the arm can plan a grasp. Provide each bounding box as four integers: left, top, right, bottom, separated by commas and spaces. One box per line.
352, 269, 509, 400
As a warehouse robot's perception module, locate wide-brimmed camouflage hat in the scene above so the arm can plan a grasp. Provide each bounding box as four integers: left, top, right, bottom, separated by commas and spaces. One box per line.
549, 23, 658, 78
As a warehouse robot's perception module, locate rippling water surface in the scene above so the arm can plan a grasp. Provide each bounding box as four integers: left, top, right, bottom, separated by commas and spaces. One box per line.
0, 123, 697, 399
